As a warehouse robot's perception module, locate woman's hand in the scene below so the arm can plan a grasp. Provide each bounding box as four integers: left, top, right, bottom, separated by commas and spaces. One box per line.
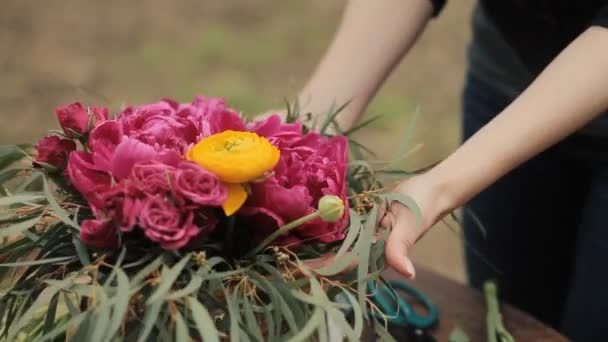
379, 174, 452, 278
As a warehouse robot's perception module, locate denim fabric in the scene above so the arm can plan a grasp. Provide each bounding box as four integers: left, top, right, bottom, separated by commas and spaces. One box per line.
460, 73, 608, 341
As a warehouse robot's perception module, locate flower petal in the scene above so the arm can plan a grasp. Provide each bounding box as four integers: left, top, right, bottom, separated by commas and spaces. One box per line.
223, 183, 247, 216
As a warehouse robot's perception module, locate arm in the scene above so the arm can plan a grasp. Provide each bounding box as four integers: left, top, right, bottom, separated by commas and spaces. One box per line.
386, 26, 608, 277
297, 0, 434, 130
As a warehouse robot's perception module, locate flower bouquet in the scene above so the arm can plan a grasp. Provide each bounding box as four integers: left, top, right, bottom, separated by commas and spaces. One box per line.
0, 95, 420, 341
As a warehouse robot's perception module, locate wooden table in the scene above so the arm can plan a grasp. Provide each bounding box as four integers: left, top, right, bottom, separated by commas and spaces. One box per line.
371, 267, 569, 341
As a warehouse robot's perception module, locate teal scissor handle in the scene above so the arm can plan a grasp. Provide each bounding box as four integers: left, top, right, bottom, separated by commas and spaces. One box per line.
367, 280, 438, 329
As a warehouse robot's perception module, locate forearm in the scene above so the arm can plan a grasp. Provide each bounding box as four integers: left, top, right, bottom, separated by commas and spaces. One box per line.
428, 26, 608, 211
298, 0, 433, 130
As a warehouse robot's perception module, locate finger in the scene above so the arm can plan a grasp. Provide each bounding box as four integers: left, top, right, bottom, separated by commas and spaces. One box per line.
385, 204, 420, 278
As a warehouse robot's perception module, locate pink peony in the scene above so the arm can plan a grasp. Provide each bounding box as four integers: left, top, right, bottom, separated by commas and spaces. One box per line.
110, 137, 181, 180
55, 102, 90, 137
139, 195, 204, 250
88, 121, 123, 172
117, 99, 199, 152
241, 132, 349, 246
65, 151, 112, 208
172, 162, 227, 206
91, 106, 109, 123
35, 136, 76, 169
80, 219, 118, 249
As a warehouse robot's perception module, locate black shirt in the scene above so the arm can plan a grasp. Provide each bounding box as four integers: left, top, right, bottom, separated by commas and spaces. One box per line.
431, 0, 608, 74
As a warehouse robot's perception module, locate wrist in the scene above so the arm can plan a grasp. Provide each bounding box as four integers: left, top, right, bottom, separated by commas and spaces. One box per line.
413, 171, 459, 222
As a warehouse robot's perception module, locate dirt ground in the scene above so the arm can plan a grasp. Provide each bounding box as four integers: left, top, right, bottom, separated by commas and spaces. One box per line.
0, 0, 475, 282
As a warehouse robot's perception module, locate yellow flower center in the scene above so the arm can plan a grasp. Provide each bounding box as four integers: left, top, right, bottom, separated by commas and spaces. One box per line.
187, 130, 280, 215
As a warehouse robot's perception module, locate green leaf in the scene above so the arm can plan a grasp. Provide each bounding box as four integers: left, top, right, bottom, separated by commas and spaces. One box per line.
136, 300, 164, 342
448, 326, 470, 342
387, 107, 420, 170
187, 297, 220, 342
174, 310, 189, 342
0, 255, 73, 267
381, 193, 422, 229
8, 285, 62, 341
89, 304, 112, 342
0, 145, 28, 170
105, 267, 130, 342
0, 169, 21, 185
320, 100, 352, 134
342, 114, 382, 136
39, 311, 88, 342
0, 193, 45, 206
43, 177, 78, 230
62, 292, 80, 317
131, 255, 164, 286
165, 274, 203, 301
146, 254, 190, 304
42, 292, 60, 336
357, 207, 377, 317
0, 215, 41, 240
242, 296, 263, 342
287, 307, 324, 342
72, 233, 91, 266
225, 285, 241, 342
372, 319, 397, 342
15, 171, 43, 193
103, 247, 126, 290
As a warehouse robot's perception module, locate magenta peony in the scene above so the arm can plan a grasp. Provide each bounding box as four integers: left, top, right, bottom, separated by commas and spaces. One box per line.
241, 129, 349, 246
35, 136, 76, 169
65, 151, 112, 208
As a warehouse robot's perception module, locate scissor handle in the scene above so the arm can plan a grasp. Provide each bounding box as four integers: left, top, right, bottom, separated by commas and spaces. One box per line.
368, 281, 438, 329
389, 281, 438, 329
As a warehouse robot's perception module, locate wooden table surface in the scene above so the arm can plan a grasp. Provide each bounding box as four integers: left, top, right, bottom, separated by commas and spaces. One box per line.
376, 267, 570, 341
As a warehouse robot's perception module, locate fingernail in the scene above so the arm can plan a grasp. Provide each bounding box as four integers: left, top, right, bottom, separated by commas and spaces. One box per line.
405, 258, 416, 278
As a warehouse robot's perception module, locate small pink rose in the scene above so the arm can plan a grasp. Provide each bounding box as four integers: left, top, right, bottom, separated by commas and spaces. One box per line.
139, 196, 201, 250
55, 102, 90, 137
80, 219, 118, 249
130, 161, 174, 195
172, 162, 227, 206
35, 135, 76, 169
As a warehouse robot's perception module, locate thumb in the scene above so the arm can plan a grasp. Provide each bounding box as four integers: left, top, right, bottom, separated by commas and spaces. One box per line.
385, 204, 420, 278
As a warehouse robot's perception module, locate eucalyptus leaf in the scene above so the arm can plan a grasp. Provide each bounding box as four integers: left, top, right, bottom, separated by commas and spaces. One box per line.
174, 310, 189, 342
187, 297, 220, 342
72, 233, 90, 266
8, 285, 62, 341
146, 254, 190, 304
0, 255, 73, 267
42, 292, 60, 336
136, 300, 164, 342
105, 267, 130, 342
131, 255, 164, 286
242, 295, 264, 342
357, 207, 377, 317
0, 215, 41, 240
0, 193, 45, 206
448, 326, 470, 342
286, 307, 324, 342
165, 274, 203, 301
43, 176, 78, 230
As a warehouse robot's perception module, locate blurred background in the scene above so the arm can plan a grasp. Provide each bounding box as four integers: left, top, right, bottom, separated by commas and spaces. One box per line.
1, 0, 474, 282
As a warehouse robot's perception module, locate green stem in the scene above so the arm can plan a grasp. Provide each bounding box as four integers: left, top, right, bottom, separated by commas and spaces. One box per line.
484, 280, 514, 342
244, 212, 321, 258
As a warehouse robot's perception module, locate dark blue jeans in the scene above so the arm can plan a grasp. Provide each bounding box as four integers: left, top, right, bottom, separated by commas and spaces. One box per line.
461, 74, 608, 341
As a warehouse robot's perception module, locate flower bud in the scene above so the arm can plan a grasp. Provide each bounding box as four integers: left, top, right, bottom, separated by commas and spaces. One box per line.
318, 195, 345, 223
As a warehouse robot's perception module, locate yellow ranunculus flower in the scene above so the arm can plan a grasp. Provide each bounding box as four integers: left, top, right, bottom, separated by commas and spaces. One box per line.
187, 130, 280, 216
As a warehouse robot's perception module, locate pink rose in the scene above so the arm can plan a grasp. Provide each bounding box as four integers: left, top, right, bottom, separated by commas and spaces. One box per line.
80, 219, 118, 249
65, 151, 112, 207
35, 135, 76, 169
96, 184, 143, 231
91, 106, 109, 123
242, 133, 349, 246
55, 102, 90, 137
172, 162, 227, 206
139, 196, 204, 250
130, 161, 175, 195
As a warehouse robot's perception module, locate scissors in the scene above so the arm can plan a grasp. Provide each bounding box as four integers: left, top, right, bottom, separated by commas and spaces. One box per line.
367, 280, 439, 330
